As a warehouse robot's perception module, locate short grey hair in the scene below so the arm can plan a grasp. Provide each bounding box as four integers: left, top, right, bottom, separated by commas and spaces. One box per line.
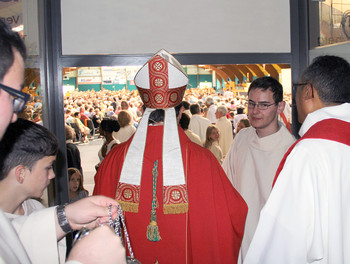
206, 97, 214, 105
217, 105, 227, 116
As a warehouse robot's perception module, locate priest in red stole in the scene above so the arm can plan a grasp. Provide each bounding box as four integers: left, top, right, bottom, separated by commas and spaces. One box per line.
244, 55, 350, 263
93, 49, 247, 263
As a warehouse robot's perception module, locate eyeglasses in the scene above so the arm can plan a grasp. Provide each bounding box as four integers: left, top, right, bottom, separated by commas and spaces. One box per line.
247, 101, 278, 110
293, 82, 314, 97
293, 83, 307, 89
0, 83, 30, 113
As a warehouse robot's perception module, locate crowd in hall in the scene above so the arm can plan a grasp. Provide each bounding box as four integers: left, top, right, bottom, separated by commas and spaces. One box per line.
20, 84, 292, 149
58, 86, 291, 164
34, 86, 289, 142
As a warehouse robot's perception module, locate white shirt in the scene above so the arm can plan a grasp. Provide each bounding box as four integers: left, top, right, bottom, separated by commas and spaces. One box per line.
244, 103, 350, 264
184, 129, 202, 146
222, 123, 295, 261
98, 138, 120, 162
207, 104, 217, 124
189, 114, 211, 143
113, 125, 136, 143
183, 109, 192, 118
208, 141, 223, 164
216, 116, 233, 156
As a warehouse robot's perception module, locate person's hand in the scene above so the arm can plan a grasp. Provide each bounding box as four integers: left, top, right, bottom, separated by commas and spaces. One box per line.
65, 195, 120, 231
67, 225, 126, 264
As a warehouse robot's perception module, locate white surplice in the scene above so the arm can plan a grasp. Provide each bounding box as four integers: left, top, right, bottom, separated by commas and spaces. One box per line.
222, 123, 295, 261
113, 125, 136, 143
207, 104, 217, 124
184, 129, 202, 146
0, 209, 30, 264
189, 114, 211, 143
216, 116, 234, 156
0, 205, 69, 264
6, 199, 66, 264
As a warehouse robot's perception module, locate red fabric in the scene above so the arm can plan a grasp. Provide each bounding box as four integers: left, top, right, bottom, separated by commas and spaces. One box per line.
272, 118, 350, 187
136, 55, 186, 109
280, 112, 292, 133
80, 113, 89, 123
94, 125, 247, 264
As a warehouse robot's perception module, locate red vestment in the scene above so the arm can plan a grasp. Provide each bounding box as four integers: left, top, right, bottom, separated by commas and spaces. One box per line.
94, 125, 247, 264
273, 118, 350, 187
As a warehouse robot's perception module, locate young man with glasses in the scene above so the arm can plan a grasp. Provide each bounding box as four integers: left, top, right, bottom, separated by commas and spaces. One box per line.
245, 56, 350, 263
222, 76, 295, 261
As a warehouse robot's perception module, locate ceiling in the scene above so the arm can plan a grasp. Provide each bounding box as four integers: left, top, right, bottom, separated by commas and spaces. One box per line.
198, 64, 290, 83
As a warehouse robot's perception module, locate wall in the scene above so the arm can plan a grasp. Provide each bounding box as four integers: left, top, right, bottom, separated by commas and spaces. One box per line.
61, 0, 290, 55
64, 74, 211, 91
309, 42, 350, 64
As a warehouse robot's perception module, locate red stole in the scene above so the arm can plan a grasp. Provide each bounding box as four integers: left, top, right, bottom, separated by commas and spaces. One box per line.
272, 118, 350, 187
280, 112, 292, 133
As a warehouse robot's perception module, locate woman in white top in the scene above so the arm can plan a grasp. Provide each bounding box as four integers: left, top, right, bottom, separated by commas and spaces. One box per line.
113, 110, 136, 143
203, 125, 223, 164
96, 117, 120, 170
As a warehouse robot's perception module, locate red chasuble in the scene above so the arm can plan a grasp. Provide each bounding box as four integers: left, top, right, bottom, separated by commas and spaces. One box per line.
273, 118, 350, 187
94, 125, 247, 264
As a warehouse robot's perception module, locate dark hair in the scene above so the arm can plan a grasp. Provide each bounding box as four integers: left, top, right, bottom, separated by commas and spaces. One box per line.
301, 55, 350, 104
0, 20, 27, 82
68, 167, 87, 193
179, 113, 190, 130
181, 101, 190, 110
237, 107, 244, 114
148, 104, 182, 124
149, 109, 165, 124
0, 118, 58, 181
238, 118, 250, 128
100, 117, 120, 133
121, 100, 129, 108
190, 103, 200, 115
248, 76, 283, 103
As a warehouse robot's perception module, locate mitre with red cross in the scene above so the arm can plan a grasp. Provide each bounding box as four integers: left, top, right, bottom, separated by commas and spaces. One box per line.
134, 49, 188, 109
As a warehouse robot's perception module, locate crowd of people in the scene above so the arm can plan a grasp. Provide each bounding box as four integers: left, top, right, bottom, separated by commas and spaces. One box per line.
1, 17, 350, 264
59, 85, 291, 169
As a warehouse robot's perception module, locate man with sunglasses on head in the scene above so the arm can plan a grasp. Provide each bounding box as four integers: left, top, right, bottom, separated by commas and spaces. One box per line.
244, 56, 350, 263
222, 76, 295, 262
0, 20, 126, 264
